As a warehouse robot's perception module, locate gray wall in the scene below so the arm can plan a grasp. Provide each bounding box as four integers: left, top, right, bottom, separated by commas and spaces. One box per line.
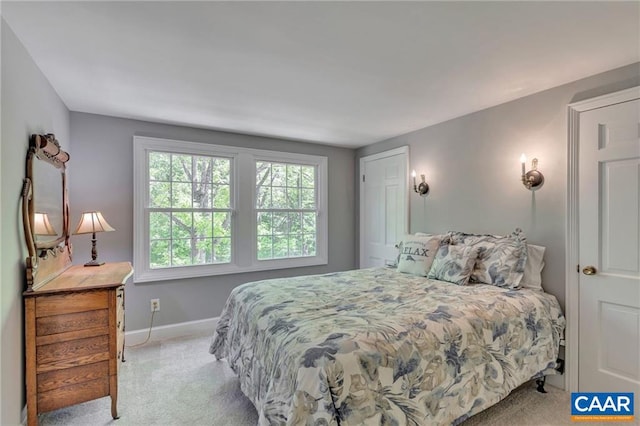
357, 62, 640, 310
69, 112, 356, 331
1, 21, 71, 425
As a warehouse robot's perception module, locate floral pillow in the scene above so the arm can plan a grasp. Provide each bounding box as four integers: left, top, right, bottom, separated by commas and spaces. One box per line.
397, 235, 441, 276
449, 228, 528, 289
427, 244, 479, 285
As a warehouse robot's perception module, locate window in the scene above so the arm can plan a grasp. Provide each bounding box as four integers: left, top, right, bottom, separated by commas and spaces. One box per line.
134, 136, 327, 282
147, 152, 232, 268
256, 161, 317, 260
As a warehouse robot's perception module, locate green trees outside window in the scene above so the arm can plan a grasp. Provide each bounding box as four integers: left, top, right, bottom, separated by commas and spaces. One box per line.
256, 161, 317, 260
148, 151, 232, 268
134, 136, 327, 282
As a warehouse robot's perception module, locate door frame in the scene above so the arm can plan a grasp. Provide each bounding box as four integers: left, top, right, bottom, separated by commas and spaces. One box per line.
359, 146, 409, 268
566, 86, 640, 393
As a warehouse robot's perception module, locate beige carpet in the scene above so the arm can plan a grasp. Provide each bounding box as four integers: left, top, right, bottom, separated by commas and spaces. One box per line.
38, 332, 577, 426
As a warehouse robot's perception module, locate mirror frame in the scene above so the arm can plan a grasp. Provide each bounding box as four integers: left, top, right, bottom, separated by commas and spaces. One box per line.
23, 133, 72, 292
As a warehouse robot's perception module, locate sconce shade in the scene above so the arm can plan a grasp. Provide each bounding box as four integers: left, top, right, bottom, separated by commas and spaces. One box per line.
74, 211, 115, 235
34, 212, 57, 236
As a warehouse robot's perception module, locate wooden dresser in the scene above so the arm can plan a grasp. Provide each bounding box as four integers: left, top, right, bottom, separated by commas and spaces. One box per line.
24, 262, 133, 426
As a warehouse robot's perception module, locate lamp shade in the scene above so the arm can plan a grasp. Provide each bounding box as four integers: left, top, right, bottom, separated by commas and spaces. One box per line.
74, 211, 115, 235
34, 212, 58, 236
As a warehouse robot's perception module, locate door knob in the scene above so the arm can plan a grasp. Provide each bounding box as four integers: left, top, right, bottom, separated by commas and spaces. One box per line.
582, 266, 597, 275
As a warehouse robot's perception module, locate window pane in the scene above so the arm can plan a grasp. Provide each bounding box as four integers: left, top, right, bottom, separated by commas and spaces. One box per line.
256, 162, 271, 186
301, 188, 315, 209
213, 212, 231, 237
214, 237, 231, 263
150, 240, 170, 268
301, 166, 315, 188
172, 239, 192, 266
287, 187, 300, 209
172, 182, 192, 208
272, 187, 287, 208
194, 238, 213, 263
272, 212, 288, 235
193, 183, 211, 208
172, 212, 192, 239
273, 236, 288, 258
172, 155, 192, 182
212, 158, 230, 184
257, 236, 272, 260
272, 164, 286, 187
289, 212, 302, 234
149, 152, 171, 181
286, 165, 301, 187
194, 156, 212, 183
303, 234, 316, 256
289, 235, 303, 257
150, 182, 170, 207
256, 186, 271, 209
193, 212, 213, 238
150, 212, 171, 240
303, 213, 316, 233
257, 212, 272, 236
213, 184, 230, 208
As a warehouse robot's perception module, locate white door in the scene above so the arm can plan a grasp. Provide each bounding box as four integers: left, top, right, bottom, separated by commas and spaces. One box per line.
359, 147, 408, 268
578, 96, 640, 405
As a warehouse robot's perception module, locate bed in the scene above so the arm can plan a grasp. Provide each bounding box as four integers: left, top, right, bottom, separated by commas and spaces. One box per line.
210, 266, 565, 425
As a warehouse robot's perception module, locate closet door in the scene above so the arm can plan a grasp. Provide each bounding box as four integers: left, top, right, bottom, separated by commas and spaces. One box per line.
359, 147, 408, 268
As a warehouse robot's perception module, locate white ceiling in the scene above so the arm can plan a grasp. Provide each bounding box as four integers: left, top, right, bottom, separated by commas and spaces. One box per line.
3, 2, 639, 148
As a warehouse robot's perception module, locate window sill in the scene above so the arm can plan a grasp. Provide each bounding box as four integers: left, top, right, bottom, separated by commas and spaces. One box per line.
133, 256, 328, 283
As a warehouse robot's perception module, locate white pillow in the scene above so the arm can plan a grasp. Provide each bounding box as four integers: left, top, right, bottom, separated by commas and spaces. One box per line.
397, 235, 441, 276
521, 244, 546, 290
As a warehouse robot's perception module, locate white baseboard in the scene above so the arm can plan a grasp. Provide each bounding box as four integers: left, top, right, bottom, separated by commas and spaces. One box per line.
21, 404, 27, 425
125, 316, 219, 346
546, 372, 565, 390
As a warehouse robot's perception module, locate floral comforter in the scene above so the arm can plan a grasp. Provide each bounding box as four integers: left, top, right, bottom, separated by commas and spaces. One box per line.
210, 267, 565, 425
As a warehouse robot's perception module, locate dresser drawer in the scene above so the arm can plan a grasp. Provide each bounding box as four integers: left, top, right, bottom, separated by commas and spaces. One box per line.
36, 309, 109, 336
37, 335, 110, 373
37, 361, 109, 393
37, 376, 109, 413
36, 291, 108, 317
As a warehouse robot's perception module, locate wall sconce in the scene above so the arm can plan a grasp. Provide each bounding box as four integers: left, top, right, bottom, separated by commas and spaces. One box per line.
520, 154, 544, 191
411, 170, 429, 196
73, 211, 115, 266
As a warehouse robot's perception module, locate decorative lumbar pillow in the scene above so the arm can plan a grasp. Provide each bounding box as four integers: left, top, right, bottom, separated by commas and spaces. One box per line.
397, 235, 441, 276
427, 244, 479, 285
449, 228, 528, 289
520, 244, 546, 290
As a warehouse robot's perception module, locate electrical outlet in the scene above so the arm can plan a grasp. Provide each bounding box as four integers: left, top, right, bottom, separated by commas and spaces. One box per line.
150, 298, 160, 312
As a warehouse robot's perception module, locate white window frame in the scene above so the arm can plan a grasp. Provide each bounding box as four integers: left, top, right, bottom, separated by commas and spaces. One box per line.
133, 136, 328, 282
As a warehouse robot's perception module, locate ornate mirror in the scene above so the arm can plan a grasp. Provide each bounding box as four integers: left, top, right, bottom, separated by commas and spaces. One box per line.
22, 134, 72, 291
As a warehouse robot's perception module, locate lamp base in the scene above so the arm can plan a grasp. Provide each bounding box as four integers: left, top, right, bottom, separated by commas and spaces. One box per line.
84, 259, 105, 267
